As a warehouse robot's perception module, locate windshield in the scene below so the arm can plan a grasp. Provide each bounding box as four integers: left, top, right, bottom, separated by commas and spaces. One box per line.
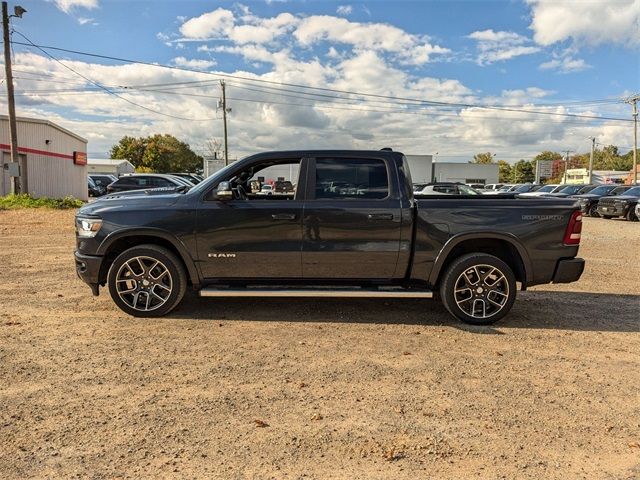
538, 185, 556, 192
577, 185, 596, 194
588, 185, 614, 195
458, 184, 480, 195
514, 184, 535, 193
622, 186, 640, 196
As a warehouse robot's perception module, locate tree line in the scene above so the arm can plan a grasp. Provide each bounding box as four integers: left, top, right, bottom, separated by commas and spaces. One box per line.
471, 147, 638, 183
110, 134, 204, 173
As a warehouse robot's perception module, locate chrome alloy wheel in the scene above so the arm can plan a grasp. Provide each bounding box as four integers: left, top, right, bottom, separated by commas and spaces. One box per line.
453, 264, 509, 319
115, 256, 173, 311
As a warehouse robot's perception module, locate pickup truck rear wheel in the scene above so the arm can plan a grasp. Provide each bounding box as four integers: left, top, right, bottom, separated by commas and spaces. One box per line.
440, 253, 516, 325
107, 244, 187, 317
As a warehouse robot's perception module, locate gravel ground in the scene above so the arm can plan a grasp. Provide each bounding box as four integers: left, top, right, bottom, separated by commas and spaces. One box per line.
0, 209, 639, 479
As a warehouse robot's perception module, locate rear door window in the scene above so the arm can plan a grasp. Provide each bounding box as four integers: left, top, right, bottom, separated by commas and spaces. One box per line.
315, 158, 388, 200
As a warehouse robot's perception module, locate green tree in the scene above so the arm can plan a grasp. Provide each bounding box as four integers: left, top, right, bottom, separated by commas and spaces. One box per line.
110, 134, 203, 173
533, 151, 562, 162
471, 152, 496, 164
513, 159, 535, 183
498, 160, 512, 183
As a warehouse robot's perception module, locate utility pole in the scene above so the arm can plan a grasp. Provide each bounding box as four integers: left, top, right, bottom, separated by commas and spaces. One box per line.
2, 2, 25, 194
625, 95, 639, 185
220, 80, 229, 166
588, 137, 595, 185
562, 150, 573, 184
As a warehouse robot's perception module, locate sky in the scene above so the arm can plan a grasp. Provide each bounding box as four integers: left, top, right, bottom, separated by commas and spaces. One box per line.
3, 0, 639, 162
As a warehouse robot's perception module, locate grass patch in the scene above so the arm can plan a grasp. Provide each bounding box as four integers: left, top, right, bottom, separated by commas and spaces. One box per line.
0, 193, 84, 210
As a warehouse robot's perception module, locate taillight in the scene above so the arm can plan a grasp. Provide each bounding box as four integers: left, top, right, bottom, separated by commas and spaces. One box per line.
563, 210, 582, 245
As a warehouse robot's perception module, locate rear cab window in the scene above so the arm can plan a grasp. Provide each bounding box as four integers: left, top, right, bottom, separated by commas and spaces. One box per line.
314, 158, 389, 200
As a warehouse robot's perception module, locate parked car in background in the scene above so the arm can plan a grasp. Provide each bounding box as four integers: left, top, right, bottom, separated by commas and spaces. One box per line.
258, 184, 274, 195
547, 184, 589, 198
170, 173, 203, 185
519, 184, 561, 197
89, 174, 118, 190
596, 186, 640, 221
274, 180, 295, 193
572, 185, 632, 217
482, 183, 504, 192
512, 184, 542, 194
88, 177, 106, 197
466, 183, 485, 190
106, 174, 193, 194
483, 184, 513, 195
414, 182, 481, 195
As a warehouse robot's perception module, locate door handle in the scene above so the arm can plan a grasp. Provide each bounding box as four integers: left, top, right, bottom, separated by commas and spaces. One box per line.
367, 213, 394, 220
272, 213, 297, 220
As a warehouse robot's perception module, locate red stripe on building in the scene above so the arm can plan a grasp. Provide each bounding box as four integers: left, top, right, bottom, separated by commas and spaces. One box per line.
0, 143, 75, 160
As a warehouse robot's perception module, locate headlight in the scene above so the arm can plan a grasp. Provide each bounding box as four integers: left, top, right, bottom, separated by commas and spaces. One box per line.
76, 217, 102, 238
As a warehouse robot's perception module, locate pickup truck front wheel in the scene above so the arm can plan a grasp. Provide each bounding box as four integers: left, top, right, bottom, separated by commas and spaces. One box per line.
107, 245, 187, 317
440, 253, 516, 325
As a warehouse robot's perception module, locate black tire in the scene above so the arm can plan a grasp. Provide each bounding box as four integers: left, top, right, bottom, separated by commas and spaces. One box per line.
107, 244, 187, 317
439, 253, 517, 325
626, 208, 639, 222
588, 203, 599, 217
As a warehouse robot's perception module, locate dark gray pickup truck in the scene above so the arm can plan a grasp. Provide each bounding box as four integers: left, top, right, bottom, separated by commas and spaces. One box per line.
74, 149, 585, 324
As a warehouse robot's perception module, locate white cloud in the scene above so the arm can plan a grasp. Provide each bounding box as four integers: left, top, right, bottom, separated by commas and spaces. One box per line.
336, 5, 353, 16
76, 17, 95, 25
53, 0, 98, 13
468, 29, 540, 64
527, 0, 640, 47
172, 56, 217, 69
294, 15, 449, 64
178, 9, 449, 65
540, 56, 591, 73
179, 8, 235, 39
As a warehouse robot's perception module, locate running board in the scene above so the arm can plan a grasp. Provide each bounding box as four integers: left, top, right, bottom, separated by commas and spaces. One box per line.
198, 287, 433, 299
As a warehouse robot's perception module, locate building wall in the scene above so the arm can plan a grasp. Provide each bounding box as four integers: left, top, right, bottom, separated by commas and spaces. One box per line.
87, 160, 135, 176
0, 117, 87, 200
433, 162, 498, 185
405, 155, 433, 183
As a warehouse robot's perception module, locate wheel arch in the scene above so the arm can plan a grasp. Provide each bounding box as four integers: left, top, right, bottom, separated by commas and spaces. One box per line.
429, 233, 532, 289
97, 229, 201, 288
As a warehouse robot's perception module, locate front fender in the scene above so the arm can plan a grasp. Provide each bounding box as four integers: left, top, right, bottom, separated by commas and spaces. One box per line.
97, 227, 202, 286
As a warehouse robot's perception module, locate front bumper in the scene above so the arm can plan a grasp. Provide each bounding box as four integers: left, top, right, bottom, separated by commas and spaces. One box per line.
552, 258, 585, 284
74, 250, 103, 296
597, 203, 628, 217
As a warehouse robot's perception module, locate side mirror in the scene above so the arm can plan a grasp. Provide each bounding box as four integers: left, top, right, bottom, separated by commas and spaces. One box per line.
216, 181, 233, 200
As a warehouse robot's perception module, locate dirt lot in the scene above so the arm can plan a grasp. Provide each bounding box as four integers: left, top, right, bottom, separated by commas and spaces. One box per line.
0, 209, 638, 479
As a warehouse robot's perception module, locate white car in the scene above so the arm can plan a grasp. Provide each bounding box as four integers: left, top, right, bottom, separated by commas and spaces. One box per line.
483, 184, 514, 195
519, 184, 562, 197
258, 185, 274, 195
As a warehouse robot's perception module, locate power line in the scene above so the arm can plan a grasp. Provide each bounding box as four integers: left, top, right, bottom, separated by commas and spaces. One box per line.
9, 38, 632, 123
11, 30, 218, 122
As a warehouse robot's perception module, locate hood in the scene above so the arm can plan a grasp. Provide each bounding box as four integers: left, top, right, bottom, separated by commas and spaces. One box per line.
603, 194, 640, 202
78, 190, 184, 217
570, 193, 600, 200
